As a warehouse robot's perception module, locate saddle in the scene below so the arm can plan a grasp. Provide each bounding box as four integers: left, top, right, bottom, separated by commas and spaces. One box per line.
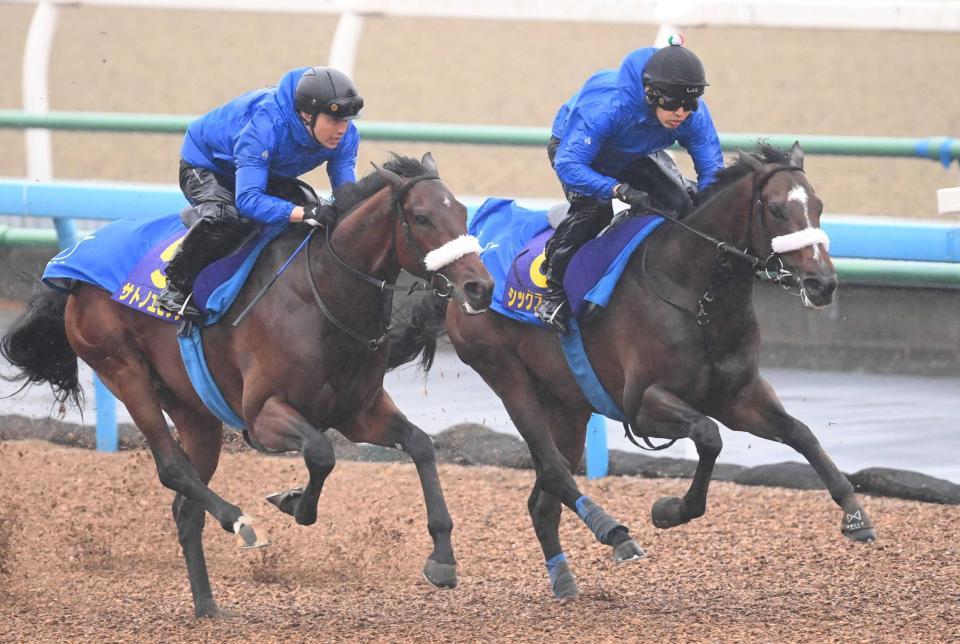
470, 198, 665, 328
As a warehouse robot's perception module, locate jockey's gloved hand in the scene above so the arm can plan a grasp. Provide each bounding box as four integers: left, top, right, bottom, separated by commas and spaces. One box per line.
614, 183, 657, 213
303, 202, 338, 228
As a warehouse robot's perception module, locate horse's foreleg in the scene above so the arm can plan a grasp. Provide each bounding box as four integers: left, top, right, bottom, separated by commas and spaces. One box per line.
717, 376, 876, 543
341, 391, 457, 589
633, 385, 723, 529
254, 396, 335, 527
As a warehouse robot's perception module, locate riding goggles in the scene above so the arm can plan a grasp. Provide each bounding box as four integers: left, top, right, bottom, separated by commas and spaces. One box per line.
654, 93, 700, 112
322, 96, 364, 119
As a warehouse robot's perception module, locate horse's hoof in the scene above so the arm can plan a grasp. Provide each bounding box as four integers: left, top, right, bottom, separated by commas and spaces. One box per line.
612, 538, 647, 563
841, 509, 876, 543
266, 488, 303, 517
233, 515, 270, 549
422, 558, 458, 589
843, 526, 878, 543
651, 496, 687, 529
549, 560, 580, 600
195, 600, 235, 620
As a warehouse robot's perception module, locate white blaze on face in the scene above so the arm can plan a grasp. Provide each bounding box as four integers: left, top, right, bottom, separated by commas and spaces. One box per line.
787, 185, 810, 225
443, 196, 451, 208
781, 183, 827, 261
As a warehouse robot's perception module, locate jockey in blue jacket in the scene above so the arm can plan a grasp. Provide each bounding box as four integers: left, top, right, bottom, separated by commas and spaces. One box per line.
536, 38, 724, 333
158, 66, 363, 319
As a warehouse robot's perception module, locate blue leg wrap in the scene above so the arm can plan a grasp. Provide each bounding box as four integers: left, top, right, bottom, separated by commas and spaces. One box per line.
545, 553, 568, 586
544, 552, 578, 598
576, 495, 624, 545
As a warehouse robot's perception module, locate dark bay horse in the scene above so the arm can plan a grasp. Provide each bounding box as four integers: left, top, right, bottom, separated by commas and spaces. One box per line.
1, 153, 493, 617
389, 144, 876, 599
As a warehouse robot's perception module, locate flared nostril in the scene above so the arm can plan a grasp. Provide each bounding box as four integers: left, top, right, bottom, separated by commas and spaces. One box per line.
803, 276, 837, 296
463, 280, 493, 305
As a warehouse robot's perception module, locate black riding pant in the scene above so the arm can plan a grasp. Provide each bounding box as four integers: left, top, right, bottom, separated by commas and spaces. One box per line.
166, 163, 308, 292
164, 163, 254, 291
543, 137, 695, 286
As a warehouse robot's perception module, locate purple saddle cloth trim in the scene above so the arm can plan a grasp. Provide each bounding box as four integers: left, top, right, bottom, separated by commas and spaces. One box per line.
502, 214, 664, 321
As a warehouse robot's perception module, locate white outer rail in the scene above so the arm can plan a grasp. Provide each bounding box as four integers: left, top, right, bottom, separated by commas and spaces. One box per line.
5, 0, 960, 30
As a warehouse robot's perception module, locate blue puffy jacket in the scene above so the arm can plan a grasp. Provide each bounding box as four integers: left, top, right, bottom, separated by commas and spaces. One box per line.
551, 47, 723, 200
180, 67, 359, 226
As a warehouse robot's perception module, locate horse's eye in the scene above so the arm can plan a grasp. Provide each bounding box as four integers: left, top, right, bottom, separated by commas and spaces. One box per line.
414, 214, 431, 226
769, 204, 787, 220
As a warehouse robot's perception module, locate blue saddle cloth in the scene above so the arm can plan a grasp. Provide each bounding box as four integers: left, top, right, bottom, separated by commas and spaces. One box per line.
42, 213, 282, 430
43, 213, 282, 325
470, 198, 664, 325
469, 198, 665, 421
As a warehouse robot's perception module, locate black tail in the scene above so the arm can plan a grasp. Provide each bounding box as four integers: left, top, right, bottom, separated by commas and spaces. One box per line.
1, 288, 83, 408
386, 292, 449, 372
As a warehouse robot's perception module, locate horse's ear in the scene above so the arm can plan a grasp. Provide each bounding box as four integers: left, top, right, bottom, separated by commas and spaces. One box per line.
789, 141, 805, 169
421, 151, 438, 175
738, 147, 765, 173
372, 162, 404, 188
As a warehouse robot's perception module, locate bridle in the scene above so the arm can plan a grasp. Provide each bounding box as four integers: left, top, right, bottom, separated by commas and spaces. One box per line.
641, 163, 808, 327
305, 173, 464, 351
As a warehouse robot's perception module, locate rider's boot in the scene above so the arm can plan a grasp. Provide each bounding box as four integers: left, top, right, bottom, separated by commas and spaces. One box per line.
157, 218, 222, 321
536, 278, 570, 335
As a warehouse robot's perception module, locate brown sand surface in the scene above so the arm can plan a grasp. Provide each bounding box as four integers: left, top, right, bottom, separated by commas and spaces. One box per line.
0, 439, 958, 642
1, 7, 959, 218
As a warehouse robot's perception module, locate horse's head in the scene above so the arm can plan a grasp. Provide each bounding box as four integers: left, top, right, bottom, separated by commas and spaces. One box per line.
739, 143, 836, 308
375, 153, 493, 315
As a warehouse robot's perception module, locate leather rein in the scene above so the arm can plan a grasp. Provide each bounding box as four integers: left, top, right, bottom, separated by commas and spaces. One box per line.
640, 163, 804, 327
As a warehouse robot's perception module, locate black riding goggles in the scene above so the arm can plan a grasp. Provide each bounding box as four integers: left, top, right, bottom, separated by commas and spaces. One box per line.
654, 93, 700, 112
322, 96, 364, 119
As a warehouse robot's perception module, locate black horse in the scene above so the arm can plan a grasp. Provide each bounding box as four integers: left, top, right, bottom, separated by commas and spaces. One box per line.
388, 144, 876, 599
2, 153, 493, 617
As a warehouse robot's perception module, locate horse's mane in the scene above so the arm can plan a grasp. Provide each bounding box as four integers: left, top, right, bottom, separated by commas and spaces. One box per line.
331, 155, 430, 214
696, 143, 792, 204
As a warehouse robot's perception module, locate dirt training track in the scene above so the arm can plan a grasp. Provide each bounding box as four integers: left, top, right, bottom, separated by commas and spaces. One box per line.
0, 440, 958, 642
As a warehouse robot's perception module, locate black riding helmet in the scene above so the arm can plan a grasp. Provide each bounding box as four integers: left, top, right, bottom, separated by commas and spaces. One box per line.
642, 37, 708, 111
295, 67, 364, 120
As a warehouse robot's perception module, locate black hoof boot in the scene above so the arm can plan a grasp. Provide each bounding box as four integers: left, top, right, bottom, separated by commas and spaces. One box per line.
535, 297, 570, 334
157, 287, 203, 320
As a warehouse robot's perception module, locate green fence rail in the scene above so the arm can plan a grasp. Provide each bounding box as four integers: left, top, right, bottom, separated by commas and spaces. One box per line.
0, 225, 58, 246
1, 109, 958, 163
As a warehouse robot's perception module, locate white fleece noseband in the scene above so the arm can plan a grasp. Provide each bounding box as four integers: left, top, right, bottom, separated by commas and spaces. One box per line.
771, 227, 830, 253
423, 235, 483, 271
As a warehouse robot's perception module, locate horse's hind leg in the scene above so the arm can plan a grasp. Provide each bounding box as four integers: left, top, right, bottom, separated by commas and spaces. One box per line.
339, 391, 457, 589
167, 407, 229, 618
66, 293, 260, 547
717, 376, 876, 543
104, 372, 255, 539
473, 362, 643, 582
632, 385, 724, 529
254, 396, 335, 527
